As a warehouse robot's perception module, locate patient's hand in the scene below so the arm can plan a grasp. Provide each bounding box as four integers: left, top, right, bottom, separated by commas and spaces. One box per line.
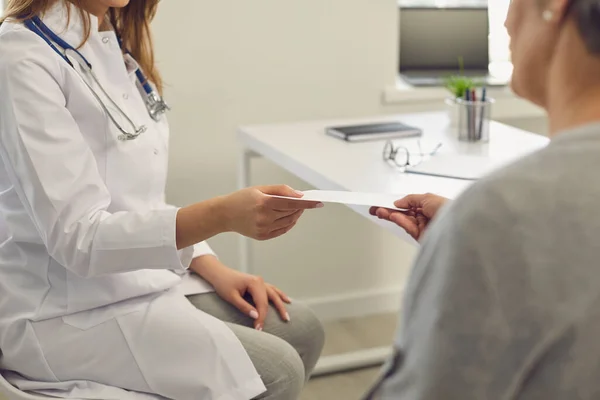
369, 193, 449, 240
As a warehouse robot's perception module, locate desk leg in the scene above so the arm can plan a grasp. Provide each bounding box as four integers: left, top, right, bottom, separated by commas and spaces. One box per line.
238, 148, 255, 274
311, 346, 391, 377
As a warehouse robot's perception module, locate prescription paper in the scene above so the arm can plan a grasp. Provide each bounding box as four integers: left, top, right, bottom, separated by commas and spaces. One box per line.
270, 190, 407, 211
405, 154, 497, 181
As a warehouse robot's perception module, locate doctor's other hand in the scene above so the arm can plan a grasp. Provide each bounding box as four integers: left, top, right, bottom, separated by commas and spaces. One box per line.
191, 256, 291, 331
369, 193, 449, 240
220, 185, 323, 241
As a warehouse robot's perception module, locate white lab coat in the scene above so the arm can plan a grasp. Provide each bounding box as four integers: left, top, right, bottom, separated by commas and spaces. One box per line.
0, 2, 265, 399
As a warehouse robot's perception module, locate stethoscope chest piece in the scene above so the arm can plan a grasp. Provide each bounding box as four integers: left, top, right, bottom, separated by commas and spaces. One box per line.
145, 91, 170, 122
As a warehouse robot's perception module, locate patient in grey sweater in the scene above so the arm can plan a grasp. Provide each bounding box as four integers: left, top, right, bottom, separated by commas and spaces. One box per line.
365, 0, 600, 399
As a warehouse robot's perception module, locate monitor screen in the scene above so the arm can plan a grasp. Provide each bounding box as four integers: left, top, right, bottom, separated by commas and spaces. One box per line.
399, 7, 490, 72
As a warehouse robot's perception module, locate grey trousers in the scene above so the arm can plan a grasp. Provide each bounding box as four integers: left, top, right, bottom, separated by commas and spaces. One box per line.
187, 293, 325, 400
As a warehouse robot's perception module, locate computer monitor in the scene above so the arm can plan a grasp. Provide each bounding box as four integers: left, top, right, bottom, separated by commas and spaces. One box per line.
399, 7, 502, 86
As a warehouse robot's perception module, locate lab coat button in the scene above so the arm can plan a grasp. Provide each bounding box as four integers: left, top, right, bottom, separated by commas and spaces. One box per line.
153, 149, 159, 155
123, 93, 129, 100
102, 37, 109, 44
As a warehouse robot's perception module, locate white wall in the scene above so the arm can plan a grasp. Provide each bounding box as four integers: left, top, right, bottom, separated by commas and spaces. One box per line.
152, 0, 546, 319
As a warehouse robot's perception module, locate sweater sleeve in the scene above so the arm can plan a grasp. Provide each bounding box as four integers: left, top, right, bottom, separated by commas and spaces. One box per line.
366, 188, 528, 400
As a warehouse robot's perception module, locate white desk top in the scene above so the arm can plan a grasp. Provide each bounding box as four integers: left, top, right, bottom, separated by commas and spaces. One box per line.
238, 111, 550, 202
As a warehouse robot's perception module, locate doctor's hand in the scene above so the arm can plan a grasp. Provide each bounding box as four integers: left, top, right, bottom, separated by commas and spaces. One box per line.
191, 256, 291, 331
369, 193, 449, 240
220, 185, 323, 241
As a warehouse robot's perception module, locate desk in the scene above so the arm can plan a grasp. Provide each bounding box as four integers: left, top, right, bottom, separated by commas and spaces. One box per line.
237, 111, 549, 376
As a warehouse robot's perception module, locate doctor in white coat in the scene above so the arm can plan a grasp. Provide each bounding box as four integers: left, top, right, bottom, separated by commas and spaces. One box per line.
0, 0, 325, 399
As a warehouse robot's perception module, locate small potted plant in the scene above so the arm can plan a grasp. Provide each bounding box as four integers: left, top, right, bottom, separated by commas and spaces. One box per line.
444, 57, 477, 128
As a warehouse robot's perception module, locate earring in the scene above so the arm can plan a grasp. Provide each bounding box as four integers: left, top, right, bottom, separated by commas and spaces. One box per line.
542, 10, 554, 21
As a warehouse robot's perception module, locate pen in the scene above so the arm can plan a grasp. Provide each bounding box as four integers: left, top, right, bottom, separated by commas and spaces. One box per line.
478, 87, 487, 140
471, 89, 477, 141
465, 89, 471, 140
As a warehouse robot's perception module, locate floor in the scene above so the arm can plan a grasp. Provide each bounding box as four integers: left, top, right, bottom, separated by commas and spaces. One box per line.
300, 313, 399, 400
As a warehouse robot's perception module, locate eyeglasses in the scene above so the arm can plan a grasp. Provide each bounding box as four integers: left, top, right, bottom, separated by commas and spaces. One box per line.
382, 140, 442, 168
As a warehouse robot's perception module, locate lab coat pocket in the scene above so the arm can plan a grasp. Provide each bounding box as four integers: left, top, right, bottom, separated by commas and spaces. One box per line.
64, 269, 178, 330
62, 295, 149, 331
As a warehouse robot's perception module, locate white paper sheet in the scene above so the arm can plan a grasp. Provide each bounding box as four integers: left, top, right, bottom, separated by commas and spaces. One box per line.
270, 190, 407, 210
405, 154, 503, 181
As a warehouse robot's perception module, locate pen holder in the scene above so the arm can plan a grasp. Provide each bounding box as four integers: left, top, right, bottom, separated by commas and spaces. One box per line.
456, 97, 494, 142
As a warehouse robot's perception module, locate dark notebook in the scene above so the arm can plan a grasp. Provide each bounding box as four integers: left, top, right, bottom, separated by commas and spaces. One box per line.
325, 122, 422, 142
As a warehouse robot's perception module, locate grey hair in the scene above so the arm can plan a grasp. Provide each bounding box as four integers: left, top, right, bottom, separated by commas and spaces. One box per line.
570, 0, 600, 55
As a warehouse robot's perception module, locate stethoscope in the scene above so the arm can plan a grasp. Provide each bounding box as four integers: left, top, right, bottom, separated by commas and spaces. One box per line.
23, 16, 170, 141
